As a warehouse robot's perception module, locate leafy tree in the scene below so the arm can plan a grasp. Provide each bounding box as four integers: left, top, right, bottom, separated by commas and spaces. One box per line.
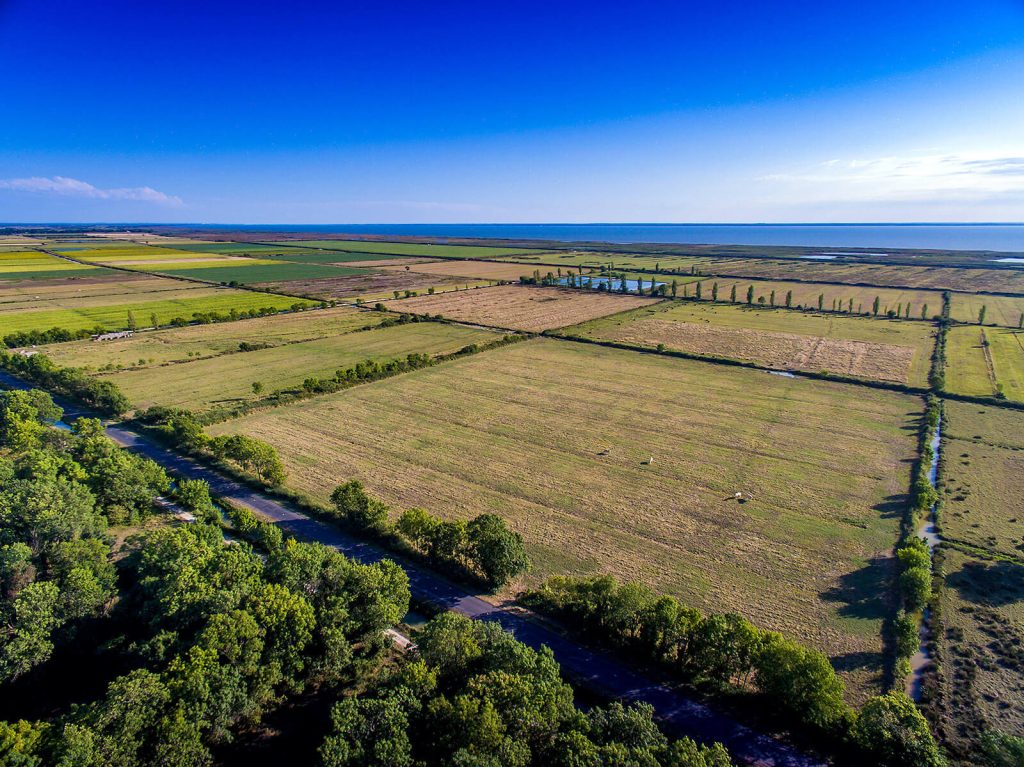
127, 310, 137, 331
671, 280, 678, 298
0, 581, 60, 681
754, 633, 848, 730
979, 304, 987, 325
921, 304, 929, 320
893, 610, 919, 659
467, 514, 529, 587
851, 692, 944, 767
694, 281, 702, 300
785, 290, 792, 308
818, 293, 824, 310
873, 296, 881, 316
711, 282, 718, 301
319, 697, 412, 767
0, 390, 63, 452
330, 480, 390, 534
251, 381, 264, 396
730, 284, 736, 303
746, 285, 754, 304
769, 290, 776, 307
0, 719, 46, 767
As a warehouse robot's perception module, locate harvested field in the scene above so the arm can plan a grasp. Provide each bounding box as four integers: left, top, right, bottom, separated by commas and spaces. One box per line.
497, 250, 706, 272
946, 326, 1024, 401
103, 321, 498, 412
212, 339, 921, 699
0, 276, 204, 313
382, 259, 567, 281
680, 278, 940, 320
933, 548, 1024, 759
37, 306, 383, 370
941, 402, 1024, 559
565, 302, 934, 385
385, 285, 660, 331
688, 258, 1024, 295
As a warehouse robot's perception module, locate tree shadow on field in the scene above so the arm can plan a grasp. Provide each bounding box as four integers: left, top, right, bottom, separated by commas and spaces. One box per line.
949, 559, 1024, 607
873, 493, 909, 521
821, 555, 894, 621
830, 650, 884, 673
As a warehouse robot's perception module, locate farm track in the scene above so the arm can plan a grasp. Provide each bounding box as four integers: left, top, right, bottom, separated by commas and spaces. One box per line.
0, 368, 824, 767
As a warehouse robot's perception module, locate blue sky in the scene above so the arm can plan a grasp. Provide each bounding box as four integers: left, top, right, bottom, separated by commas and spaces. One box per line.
1, 0, 1022, 223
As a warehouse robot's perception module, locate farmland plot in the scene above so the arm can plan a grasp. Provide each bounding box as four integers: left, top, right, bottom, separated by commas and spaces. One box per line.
565, 302, 935, 386
212, 339, 920, 698
946, 326, 1024, 401
385, 285, 661, 331
37, 306, 383, 370
102, 321, 498, 411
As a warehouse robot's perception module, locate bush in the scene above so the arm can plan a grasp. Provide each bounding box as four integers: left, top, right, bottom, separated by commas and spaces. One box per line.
851, 692, 944, 767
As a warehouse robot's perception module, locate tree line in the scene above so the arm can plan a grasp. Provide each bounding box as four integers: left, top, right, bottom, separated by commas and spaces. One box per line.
330, 480, 529, 589
522, 575, 943, 767
0, 351, 130, 416
2, 301, 319, 349
319, 611, 732, 767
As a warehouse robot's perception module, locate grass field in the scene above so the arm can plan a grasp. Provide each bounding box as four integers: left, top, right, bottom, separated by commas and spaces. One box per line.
950, 294, 1024, 327
676, 278, 941, 320
934, 548, 1024, 753
695, 258, 1024, 295
36, 306, 383, 369
385, 285, 661, 331
267, 240, 544, 258
262, 250, 430, 265
941, 401, 1024, 559
946, 326, 1024, 401
2, 288, 310, 335
102, 321, 498, 411
211, 339, 920, 698
563, 301, 936, 386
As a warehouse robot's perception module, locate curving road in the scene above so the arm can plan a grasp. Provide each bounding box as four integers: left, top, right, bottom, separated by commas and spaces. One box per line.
0, 370, 824, 767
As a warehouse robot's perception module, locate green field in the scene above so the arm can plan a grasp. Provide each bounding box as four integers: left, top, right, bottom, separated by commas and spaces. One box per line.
946, 326, 1024, 401
950, 293, 1024, 327
102, 321, 498, 411
262, 250, 427, 264
941, 401, 1024, 559
933, 548, 1024, 755
36, 306, 383, 369
563, 301, 936, 386
211, 338, 920, 698
268, 240, 543, 258
2, 289, 310, 335
145, 261, 369, 284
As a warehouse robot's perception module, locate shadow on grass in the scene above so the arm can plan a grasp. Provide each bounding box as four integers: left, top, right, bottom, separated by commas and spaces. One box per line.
821, 555, 894, 621
830, 650, 884, 673
949, 558, 1024, 607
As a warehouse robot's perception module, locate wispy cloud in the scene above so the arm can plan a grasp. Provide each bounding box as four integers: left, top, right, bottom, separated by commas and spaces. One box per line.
0, 175, 182, 206
760, 152, 1024, 198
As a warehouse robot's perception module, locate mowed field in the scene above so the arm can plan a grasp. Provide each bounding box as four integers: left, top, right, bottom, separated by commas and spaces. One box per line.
497, 250, 707, 272
102, 321, 499, 412
683, 278, 941, 319
37, 306, 384, 370
212, 339, 921, 697
946, 326, 1024, 401
685, 258, 1024, 295
385, 285, 661, 331
941, 401, 1024, 559
949, 293, 1024, 327
563, 301, 936, 386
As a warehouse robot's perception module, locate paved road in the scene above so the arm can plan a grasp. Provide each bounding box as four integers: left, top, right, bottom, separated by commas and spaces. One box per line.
0, 370, 824, 767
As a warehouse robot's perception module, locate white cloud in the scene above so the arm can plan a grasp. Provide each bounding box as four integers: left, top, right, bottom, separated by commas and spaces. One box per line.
0, 175, 182, 206
759, 152, 1024, 203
